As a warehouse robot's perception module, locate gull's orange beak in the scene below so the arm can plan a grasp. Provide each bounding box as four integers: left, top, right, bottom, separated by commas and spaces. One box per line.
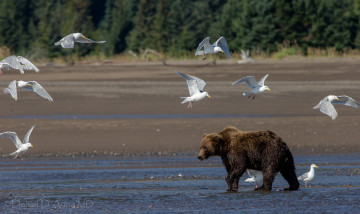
30, 145, 34, 148
207, 95, 211, 98
267, 88, 271, 91
82, 36, 87, 38
315, 165, 318, 168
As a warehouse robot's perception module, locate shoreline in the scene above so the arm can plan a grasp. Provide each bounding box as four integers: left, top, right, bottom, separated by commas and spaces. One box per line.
2, 150, 360, 159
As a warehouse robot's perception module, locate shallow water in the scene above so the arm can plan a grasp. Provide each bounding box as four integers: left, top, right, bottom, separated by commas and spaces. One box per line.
0, 154, 359, 213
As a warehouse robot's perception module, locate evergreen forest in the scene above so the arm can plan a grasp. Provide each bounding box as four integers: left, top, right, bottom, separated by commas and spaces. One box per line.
0, 0, 360, 59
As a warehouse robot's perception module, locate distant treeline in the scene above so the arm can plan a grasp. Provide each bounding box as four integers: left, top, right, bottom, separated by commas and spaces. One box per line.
0, 0, 359, 59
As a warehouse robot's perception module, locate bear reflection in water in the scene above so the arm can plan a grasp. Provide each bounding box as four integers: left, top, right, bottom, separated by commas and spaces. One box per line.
198, 126, 300, 192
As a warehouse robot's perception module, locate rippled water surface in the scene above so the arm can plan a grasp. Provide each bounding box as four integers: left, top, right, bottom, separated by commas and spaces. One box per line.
0, 154, 359, 213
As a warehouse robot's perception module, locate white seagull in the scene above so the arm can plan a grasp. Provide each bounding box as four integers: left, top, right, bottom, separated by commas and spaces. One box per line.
0, 55, 39, 74
55, 33, 106, 49
195, 36, 231, 60
314, 95, 360, 120
238, 49, 255, 64
298, 164, 318, 187
244, 169, 263, 188
0, 126, 35, 159
3, 80, 53, 102
232, 74, 270, 99
174, 70, 210, 108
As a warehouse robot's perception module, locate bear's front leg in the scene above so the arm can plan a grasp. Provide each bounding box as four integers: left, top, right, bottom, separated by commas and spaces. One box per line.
225, 175, 241, 192
222, 156, 235, 191
226, 167, 246, 192
232, 176, 243, 191
225, 174, 233, 192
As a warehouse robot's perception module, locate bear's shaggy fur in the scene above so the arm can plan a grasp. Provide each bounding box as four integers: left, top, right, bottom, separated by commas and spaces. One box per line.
197, 126, 299, 191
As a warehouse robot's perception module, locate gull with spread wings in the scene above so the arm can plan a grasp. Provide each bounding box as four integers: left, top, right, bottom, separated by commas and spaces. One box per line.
55, 33, 106, 49
232, 74, 270, 99
195, 36, 231, 60
3, 80, 53, 102
0, 126, 35, 159
313, 95, 360, 119
0, 55, 39, 75
174, 70, 210, 108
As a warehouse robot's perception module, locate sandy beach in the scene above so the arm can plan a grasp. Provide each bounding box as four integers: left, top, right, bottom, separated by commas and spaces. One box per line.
0, 58, 359, 157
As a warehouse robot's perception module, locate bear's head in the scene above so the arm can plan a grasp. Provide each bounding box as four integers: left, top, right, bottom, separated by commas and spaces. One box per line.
197, 133, 224, 160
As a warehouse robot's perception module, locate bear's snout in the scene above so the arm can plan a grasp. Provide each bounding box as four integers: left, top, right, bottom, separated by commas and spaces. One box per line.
197, 149, 207, 160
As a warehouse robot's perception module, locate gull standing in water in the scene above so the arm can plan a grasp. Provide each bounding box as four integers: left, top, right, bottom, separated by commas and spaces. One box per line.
195, 36, 231, 60
0, 55, 39, 74
55, 33, 106, 49
314, 95, 360, 120
0, 126, 35, 159
232, 74, 270, 99
3, 80, 53, 102
174, 70, 210, 108
298, 164, 318, 187
244, 169, 263, 188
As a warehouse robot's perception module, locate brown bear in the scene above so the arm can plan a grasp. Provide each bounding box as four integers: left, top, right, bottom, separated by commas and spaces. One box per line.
197, 126, 299, 192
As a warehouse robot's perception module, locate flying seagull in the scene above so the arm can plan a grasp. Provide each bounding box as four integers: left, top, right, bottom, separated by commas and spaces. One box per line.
0, 126, 35, 159
313, 95, 360, 120
0, 55, 39, 74
232, 74, 270, 99
3, 80, 53, 102
55, 33, 106, 49
174, 70, 210, 108
195, 36, 231, 60
298, 164, 318, 187
244, 169, 263, 188
238, 49, 255, 64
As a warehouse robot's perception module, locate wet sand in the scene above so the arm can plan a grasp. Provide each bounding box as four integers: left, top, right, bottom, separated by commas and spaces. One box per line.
0, 58, 359, 157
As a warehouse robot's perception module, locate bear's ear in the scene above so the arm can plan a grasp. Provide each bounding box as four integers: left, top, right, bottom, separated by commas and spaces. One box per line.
203, 133, 208, 138
212, 134, 224, 144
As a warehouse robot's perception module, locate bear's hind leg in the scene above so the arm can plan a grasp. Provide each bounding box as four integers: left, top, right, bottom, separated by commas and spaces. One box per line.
280, 166, 300, 191
256, 168, 275, 191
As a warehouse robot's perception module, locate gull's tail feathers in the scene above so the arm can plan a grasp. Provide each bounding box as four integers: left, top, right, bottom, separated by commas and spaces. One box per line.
3, 80, 18, 100
195, 51, 205, 56
243, 92, 250, 97
313, 102, 321, 109
3, 88, 10, 94
180, 97, 191, 104
9, 151, 18, 156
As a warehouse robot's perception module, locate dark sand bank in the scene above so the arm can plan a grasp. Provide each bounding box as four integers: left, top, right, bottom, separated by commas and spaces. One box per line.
0, 58, 359, 157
